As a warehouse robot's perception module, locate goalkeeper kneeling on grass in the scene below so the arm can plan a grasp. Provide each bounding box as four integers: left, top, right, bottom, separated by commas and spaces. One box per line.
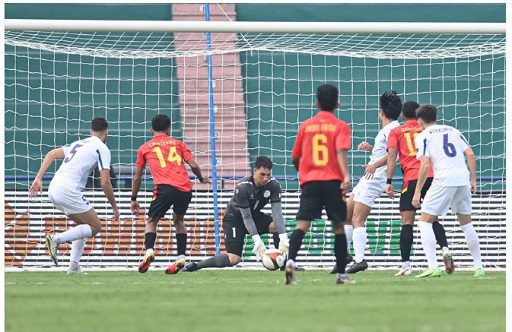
183, 156, 290, 272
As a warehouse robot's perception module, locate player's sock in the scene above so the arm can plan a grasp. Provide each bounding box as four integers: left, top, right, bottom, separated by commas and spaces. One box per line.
432, 221, 449, 249
57, 224, 93, 243
400, 224, 413, 262
344, 224, 353, 250
144, 232, 157, 250
418, 221, 438, 269
176, 233, 187, 257
288, 229, 305, 261
70, 238, 86, 264
461, 223, 482, 269
272, 232, 280, 249
196, 254, 231, 269
352, 227, 367, 263
334, 234, 348, 274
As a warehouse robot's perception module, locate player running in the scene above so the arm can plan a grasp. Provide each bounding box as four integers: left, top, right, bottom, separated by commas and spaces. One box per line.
131, 114, 209, 274
29, 118, 120, 274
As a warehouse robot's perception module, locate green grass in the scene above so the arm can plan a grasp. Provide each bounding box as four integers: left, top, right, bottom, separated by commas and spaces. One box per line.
5, 270, 505, 332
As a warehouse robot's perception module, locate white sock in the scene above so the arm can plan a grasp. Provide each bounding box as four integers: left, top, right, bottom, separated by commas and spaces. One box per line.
344, 224, 354, 250
70, 238, 87, 264
418, 221, 438, 269
461, 223, 482, 269
55, 224, 93, 244
352, 227, 367, 263
402, 261, 411, 269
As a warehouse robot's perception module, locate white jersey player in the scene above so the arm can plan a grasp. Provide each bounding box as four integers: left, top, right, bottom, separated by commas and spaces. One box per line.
29, 118, 119, 274
412, 104, 484, 278
343, 91, 402, 274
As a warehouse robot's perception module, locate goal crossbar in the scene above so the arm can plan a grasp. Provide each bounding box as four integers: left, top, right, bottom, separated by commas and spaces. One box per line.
4, 19, 506, 34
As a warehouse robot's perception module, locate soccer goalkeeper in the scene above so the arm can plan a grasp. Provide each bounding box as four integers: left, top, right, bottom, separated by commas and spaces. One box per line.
182, 156, 289, 272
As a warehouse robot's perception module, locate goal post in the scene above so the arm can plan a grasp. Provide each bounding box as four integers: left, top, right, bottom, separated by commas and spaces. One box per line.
4, 19, 506, 270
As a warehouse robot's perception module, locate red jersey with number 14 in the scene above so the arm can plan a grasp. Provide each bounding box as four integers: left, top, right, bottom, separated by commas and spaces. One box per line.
387, 119, 434, 182
135, 133, 193, 192
291, 111, 351, 187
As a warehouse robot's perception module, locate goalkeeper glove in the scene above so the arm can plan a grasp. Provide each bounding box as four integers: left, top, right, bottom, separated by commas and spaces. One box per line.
278, 233, 289, 256
252, 234, 266, 260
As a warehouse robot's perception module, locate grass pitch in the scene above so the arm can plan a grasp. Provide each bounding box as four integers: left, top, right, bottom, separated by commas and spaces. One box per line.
5, 269, 505, 332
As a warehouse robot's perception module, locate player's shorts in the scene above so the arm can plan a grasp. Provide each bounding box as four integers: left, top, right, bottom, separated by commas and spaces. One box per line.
399, 178, 433, 211
148, 184, 192, 219
296, 180, 346, 223
421, 181, 472, 216
48, 182, 93, 215
352, 174, 386, 208
222, 212, 273, 257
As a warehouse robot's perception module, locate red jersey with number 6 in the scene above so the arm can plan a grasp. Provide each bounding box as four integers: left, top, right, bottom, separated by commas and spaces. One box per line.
386, 119, 434, 182
291, 111, 351, 187
135, 133, 193, 192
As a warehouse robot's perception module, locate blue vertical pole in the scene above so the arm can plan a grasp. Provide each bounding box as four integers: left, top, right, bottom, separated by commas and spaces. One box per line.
204, 3, 220, 256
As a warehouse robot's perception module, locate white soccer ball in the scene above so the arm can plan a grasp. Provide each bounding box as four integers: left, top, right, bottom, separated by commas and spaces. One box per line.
261, 248, 286, 271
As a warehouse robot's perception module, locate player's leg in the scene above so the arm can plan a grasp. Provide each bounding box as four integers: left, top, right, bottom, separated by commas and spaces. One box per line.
45, 187, 98, 268
139, 185, 171, 273
324, 181, 354, 284
420, 178, 453, 273
165, 189, 193, 274
330, 194, 354, 274
285, 182, 321, 284
415, 184, 453, 278
346, 200, 371, 273
453, 186, 483, 278
397, 210, 415, 276
183, 217, 244, 272
62, 209, 100, 273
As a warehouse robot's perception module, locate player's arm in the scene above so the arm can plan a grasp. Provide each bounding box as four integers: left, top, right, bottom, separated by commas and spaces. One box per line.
130, 167, 144, 213
337, 149, 350, 194
365, 153, 388, 179
239, 207, 266, 259
464, 146, 477, 194
291, 125, 303, 171
100, 169, 120, 221
385, 147, 398, 198
29, 147, 65, 197
186, 158, 209, 184
412, 155, 430, 208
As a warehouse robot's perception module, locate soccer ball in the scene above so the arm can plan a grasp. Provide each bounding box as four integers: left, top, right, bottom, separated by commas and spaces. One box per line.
261, 248, 286, 271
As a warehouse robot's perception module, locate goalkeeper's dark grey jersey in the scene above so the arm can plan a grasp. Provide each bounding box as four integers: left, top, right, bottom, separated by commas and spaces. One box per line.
225, 176, 282, 220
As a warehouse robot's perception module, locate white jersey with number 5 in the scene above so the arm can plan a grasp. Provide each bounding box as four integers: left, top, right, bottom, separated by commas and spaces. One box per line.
415, 124, 470, 186
51, 136, 111, 191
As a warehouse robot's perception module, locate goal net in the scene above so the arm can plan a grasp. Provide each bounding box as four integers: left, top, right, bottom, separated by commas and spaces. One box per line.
4, 26, 506, 270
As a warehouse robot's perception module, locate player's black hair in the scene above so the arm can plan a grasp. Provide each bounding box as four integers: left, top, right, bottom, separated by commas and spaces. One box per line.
316, 84, 339, 112
152, 114, 171, 132
379, 91, 402, 120
254, 156, 273, 170
91, 117, 108, 132
402, 101, 420, 119
416, 104, 438, 124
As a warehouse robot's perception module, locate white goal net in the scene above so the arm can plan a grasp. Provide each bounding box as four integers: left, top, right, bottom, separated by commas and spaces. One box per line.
4, 27, 506, 269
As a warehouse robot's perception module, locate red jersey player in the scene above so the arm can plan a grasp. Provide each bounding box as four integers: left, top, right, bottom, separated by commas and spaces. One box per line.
385, 101, 452, 276
285, 83, 353, 285
131, 114, 208, 274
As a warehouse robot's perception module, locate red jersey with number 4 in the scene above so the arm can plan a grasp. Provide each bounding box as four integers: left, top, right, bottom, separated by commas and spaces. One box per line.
291, 111, 351, 187
135, 133, 193, 192
387, 119, 434, 182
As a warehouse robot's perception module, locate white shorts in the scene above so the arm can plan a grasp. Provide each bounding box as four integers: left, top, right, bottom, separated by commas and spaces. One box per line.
48, 182, 93, 215
351, 174, 386, 208
421, 182, 472, 216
